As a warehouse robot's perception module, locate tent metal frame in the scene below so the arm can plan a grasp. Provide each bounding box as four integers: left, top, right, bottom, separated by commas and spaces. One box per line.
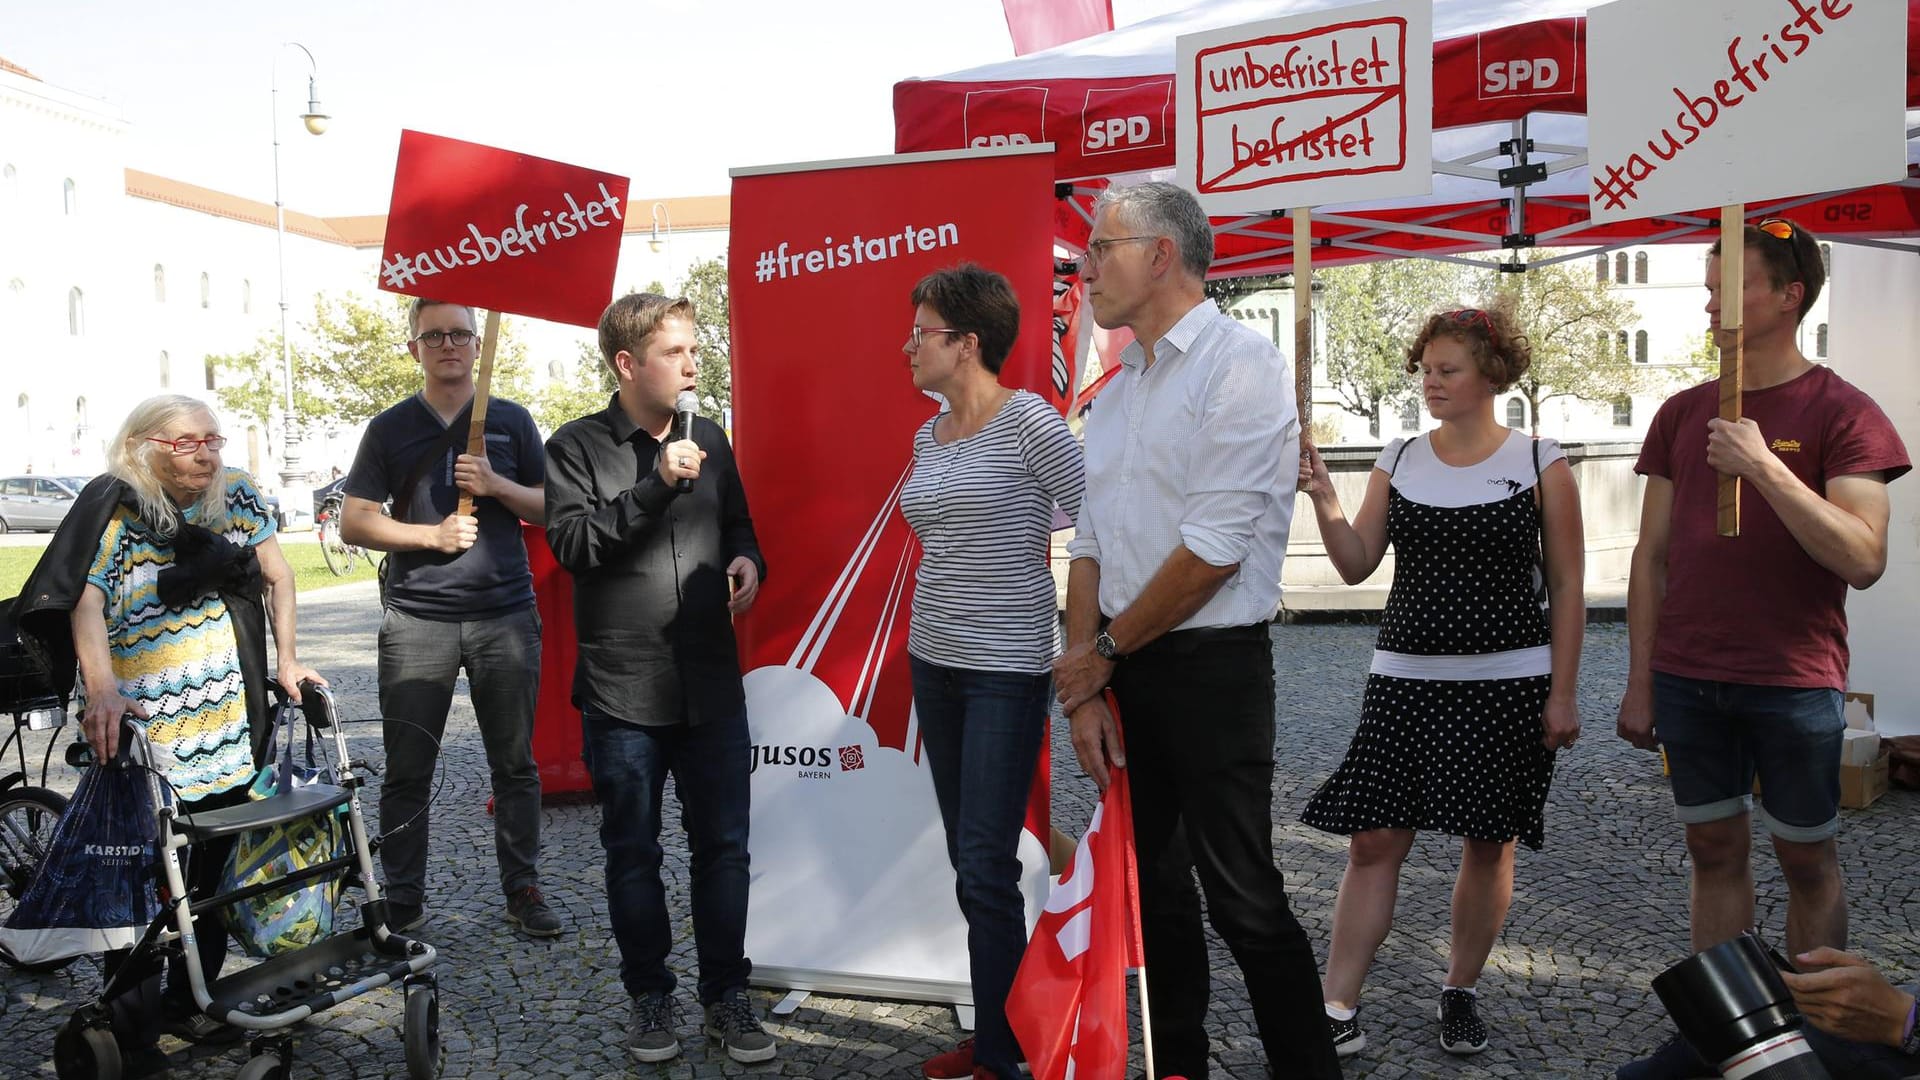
1055, 118, 1920, 277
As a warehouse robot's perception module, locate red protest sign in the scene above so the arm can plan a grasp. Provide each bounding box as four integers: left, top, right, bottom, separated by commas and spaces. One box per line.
376, 130, 630, 329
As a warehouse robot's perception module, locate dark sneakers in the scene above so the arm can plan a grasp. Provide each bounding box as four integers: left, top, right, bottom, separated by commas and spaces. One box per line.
1327, 1009, 1367, 1058
1438, 988, 1489, 1055
505, 886, 563, 938
160, 1008, 244, 1047
384, 900, 427, 933
628, 991, 681, 1063
1617, 1030, 1717, 1079
705, 989, 777, 1063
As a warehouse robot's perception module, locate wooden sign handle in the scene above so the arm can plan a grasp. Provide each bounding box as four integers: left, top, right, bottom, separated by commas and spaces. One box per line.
455, 308, 502, 518
1717, 207, 1743, 538
1293, 207, 1315, 492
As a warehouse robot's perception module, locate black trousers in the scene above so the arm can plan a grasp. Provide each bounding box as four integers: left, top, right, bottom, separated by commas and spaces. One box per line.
1110, 623, 1341, 1080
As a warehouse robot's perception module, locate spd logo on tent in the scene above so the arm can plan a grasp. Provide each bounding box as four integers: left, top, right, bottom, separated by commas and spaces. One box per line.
964, 86, 1048, 148
1476, 20, 1580, 100
1082, 80, 1173, 156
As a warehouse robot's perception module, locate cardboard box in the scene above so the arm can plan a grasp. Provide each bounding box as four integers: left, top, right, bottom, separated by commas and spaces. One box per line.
1844, 692, 1875, 731
1841, 728, 1880, 766
1840, 743, 1891, 810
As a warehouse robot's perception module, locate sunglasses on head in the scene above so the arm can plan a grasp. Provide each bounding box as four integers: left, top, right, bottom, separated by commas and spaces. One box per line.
1754, 218, 1806, 282
1441, 308, 1498, 344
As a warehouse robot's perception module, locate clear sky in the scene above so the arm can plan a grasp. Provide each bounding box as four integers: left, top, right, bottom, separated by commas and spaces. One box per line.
5, 0, 1184, 216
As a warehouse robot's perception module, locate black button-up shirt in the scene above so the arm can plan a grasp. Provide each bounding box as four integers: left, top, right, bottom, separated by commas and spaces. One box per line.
543, 395, 765, 726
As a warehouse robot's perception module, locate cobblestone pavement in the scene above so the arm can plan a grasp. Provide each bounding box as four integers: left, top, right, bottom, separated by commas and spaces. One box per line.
5, 582, 1916, 1078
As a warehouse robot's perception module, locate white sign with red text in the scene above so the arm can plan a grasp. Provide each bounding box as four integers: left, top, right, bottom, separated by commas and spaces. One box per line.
1586, 0, 1907, 225
1176, 0, 1433, 215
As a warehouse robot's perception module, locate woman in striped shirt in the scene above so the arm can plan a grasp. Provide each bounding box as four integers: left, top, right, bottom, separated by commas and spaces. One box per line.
900, 264, 1084, 1080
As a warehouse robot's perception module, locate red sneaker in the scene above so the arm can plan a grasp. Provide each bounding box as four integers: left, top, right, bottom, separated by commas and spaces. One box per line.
923, 1040, 974, 1079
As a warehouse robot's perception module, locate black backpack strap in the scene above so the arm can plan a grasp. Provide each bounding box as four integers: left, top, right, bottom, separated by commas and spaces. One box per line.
1387, 435, 1416, 476
1532, 436, 1546, 508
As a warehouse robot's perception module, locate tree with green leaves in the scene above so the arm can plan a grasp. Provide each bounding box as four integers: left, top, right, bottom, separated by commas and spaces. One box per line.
1318, 258, 1474, 438
531, 339, 618, 434
1487, 258, 1648, 434
209, 292, 532, 433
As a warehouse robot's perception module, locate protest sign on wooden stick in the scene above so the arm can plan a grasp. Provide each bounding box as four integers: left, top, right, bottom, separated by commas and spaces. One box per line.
1293, 206, 1315, 492
455, 308, 504, 519
1716, 207, 1743, 537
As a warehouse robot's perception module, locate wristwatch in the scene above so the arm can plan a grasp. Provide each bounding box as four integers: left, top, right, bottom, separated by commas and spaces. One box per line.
1094, 629, 1122, 661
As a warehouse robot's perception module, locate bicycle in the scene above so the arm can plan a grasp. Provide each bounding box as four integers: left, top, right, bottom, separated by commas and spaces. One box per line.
317, 491, 375, 577
0, 613, 75, 973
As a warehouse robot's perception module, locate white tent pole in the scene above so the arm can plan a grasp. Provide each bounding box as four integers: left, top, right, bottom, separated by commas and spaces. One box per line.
1139, 961, 1157, 1080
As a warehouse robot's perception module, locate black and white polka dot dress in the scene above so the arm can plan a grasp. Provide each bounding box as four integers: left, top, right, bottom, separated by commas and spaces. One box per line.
1302, 432, 1563, 850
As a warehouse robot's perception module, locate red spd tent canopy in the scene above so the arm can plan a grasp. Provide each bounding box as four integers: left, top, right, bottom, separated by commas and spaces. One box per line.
895, 0, 1920, 275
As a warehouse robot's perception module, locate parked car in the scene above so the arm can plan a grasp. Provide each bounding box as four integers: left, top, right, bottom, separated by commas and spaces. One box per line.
0, 475, 85, 533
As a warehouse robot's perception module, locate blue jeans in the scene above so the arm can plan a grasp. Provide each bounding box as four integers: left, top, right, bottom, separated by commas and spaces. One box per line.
376, 606, 543, 904
1654, 673, 1845, 842
910, 658, 1049, 1080
1803, 997, 1920, 1079
580, 707, 752, 1005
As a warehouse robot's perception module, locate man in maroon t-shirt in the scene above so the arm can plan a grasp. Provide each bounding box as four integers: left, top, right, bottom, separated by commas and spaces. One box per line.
1615, 220, 1909, 1079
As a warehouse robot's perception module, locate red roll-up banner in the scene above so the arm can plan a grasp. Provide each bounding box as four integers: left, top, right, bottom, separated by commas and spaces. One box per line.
728, 145, 1058, 1000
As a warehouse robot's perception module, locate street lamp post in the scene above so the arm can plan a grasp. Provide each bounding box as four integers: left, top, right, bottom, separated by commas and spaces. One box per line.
648, 201, 674, 284
271, 42, 328, 528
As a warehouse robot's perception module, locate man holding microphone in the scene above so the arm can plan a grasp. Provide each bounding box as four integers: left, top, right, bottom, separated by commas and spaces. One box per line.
543, 293, 774, 1065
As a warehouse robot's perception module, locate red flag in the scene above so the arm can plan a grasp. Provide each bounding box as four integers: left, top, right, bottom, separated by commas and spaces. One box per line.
1006, 703, 1143, 1080
1001, 0, 1113, 56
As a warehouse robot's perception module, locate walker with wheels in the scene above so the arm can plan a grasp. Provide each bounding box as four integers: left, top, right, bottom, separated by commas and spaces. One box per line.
52, 683, 441, 1080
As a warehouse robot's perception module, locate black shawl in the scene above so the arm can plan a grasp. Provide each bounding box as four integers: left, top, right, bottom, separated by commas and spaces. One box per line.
10, 476, 274, 767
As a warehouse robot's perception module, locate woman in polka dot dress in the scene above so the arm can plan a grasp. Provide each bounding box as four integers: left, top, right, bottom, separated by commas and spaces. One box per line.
1299, 305, 1586, 1059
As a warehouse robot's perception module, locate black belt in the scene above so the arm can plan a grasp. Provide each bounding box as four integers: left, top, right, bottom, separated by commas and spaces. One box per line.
1109, 620, 1270, 658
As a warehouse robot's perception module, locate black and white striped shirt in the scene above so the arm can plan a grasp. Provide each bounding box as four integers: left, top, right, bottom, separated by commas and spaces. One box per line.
902, 390, 1085, 674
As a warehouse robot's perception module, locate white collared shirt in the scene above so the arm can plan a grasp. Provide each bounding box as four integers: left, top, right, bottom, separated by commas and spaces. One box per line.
1067, 299, 1298, 629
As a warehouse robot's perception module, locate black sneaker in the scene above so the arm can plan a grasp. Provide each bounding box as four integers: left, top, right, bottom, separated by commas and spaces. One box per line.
705, 989, 776, 1063
159, 1004, 244, 1047
121, 1045, 174, 1079
1616, 1029, 1716, 1079
385, 900, 427, 933
1438, 988, 1488, 1055
505, 886, 563, 938
628, 991, 681, 1063
1327, 1009, 1367, 1058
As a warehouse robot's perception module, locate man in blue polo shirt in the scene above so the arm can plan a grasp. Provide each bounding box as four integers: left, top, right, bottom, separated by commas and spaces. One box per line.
340, 297, 559, 938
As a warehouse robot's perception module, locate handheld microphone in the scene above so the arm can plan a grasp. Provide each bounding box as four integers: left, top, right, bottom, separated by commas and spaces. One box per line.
673, 391, 699, 493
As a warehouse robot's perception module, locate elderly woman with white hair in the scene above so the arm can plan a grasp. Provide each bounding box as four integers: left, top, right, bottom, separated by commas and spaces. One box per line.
16, 393, 322, 1062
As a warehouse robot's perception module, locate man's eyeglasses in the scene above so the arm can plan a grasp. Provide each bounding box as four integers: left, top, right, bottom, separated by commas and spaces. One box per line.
1073, 235, 1160, 272
413, 329, 478, 348
147, 436, 227, 455
1755, 218, 1806, 282
906, 326, 966, 351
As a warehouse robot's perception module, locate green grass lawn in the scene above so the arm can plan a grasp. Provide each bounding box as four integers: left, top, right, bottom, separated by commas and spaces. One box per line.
0, 538, 377, 601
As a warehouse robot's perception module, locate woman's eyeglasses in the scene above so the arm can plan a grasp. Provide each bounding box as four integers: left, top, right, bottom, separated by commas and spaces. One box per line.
147, 436, 227, 455
906, 326, 966, 351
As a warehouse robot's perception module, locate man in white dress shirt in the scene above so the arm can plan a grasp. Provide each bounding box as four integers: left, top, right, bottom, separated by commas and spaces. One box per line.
1053, 181, 1340, 1079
